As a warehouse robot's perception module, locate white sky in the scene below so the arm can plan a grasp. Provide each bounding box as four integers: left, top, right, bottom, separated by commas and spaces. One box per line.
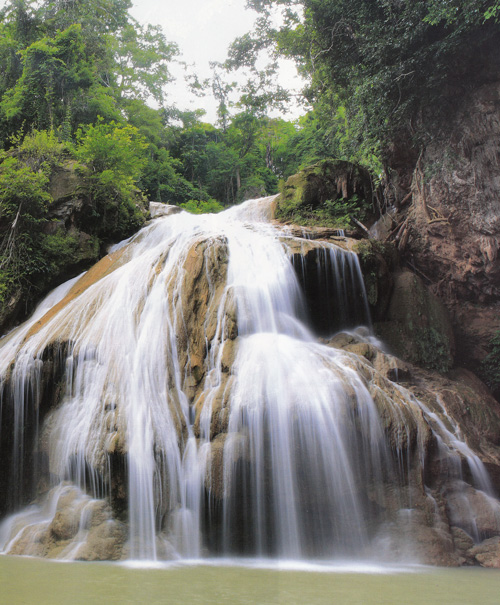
130, 0, 305, 123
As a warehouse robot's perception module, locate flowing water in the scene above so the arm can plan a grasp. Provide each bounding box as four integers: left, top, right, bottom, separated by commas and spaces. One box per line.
0, 195, 499, 565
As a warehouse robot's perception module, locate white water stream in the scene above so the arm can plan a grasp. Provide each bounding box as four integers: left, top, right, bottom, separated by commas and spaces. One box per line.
0, 196, 499, 562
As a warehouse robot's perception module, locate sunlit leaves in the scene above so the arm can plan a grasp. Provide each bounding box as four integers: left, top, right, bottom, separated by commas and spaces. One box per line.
0, 0, 179, 144
112, 22, 178, 105
244, 0, 500, 166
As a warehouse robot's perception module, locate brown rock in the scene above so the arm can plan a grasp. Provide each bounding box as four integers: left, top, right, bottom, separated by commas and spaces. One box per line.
451, 526, 475, 560
74, 520, 127, 561
445, 483, 500, 540
375, 270, 455, 372
49, 161, 82, 205
468, 536, 500, 568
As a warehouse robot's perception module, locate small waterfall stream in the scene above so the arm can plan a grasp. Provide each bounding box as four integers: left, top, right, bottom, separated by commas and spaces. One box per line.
0, 195, 499, 563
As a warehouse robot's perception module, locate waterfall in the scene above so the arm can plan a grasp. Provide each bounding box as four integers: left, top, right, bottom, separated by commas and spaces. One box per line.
0, 195, 499, 563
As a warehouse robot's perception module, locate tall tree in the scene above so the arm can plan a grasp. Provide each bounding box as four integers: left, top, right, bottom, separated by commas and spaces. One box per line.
0, 0, 178, 144
240, 0, 500, 165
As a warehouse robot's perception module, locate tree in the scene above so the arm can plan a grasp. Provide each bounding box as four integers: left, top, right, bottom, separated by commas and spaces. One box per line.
74, 119, 148, 239
0, 0, 178, 144
0, 24, 94, 134
242, 0, 500, 166
112, 22, 178, 105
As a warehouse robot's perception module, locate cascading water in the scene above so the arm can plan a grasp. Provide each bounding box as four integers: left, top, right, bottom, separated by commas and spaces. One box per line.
0, 195, 499, 563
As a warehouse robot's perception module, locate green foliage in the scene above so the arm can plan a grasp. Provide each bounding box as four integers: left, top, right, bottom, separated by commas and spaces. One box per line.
75, 120, 147, 182
1, 23, 94, 136
40, 228, 100, 279
414, 326, 452, 373
41, 228, 79, 261
0, 154, 52, 305
0, 1, 188, 326
485, 3, 500, 20
0, 156, 51, 230
16, 128, 69, 170
481, 331, 500, 395
0, 0, 178, 145
179, 199, 224, 215
245, 0, 500, 165
165, 110, 292, 206
312, 196, 362, 228
277, 195, 361, 229
75, 120, 148, 239
112, 23, 178, 105
0, 118, 148, 318
425, 1, 499, 24
276, 161, 371, 228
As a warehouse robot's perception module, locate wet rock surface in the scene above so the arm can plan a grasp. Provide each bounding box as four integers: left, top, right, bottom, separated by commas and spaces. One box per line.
374, 270, 455, 372
1, 200, 500, 566
375, 65, 500, 383
468, 536, 500, 568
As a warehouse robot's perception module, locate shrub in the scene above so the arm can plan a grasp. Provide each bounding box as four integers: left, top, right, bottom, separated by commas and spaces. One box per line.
75, 119, 148, 239
0, 155, 52, 305
17, 129, 68, 168
179, 199, 224, 214
481, 330, 500, 397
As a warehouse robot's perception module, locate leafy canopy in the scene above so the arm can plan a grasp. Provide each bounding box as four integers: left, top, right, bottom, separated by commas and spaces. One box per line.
240, 0, 500, 165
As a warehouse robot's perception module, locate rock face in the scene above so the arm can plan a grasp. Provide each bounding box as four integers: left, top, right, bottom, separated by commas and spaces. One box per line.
0, 160, 148, 335
3, 484, 126, 561
406, 78, 500, 304
375, 270, 455, 372
325, 329, 500, 567
468, 537, 500, 568
149, 202, 183, 218
275, 159, 374, 229
1, 198, 500, 567
378, 51, 500, 388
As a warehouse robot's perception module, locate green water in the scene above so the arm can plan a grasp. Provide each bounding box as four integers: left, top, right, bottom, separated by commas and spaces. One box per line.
1, 557, 499, 605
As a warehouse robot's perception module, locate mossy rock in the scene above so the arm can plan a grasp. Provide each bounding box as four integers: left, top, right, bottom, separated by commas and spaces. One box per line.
375, 270, 455, 372
49, 161, 83, 204
275, 159, 374, 228
354, 239, 398, 320
0, 159, 147, 335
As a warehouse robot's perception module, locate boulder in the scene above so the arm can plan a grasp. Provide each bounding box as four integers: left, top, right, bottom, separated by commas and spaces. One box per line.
49, 161, 82, 206
72, 519, 127, 561
275, 159, 374, 229
445, 483, 500, 540
149, 202, 183, 218
468, 536, 500, 568
375, 270, 455, 372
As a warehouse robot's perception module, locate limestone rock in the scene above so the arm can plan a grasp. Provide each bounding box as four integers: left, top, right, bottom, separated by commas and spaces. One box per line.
371, 508, 460, 567
445, 483, 500, 540
380, 62, 500, 380
408, 524, 461, 567
73, 520, 127, 561
468, 536, 500, 568
149, 202, 183, 218
49, 161, 82, 205
275, 159, 374, 228
451, 526, 475, 564
206, 433, 227, 501
375, 270, 455, 372
353, 239, 396, 320
408, 366, 500, 465
173, 235, 231, 405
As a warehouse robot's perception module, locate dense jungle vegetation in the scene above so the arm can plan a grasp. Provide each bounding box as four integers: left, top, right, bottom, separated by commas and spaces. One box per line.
0, 0, 499, 318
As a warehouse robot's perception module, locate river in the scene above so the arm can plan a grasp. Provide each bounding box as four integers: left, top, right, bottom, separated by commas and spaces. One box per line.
1, 557, 500, 604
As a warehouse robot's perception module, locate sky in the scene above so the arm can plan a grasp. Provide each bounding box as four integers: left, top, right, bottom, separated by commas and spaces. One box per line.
129, 0, 305, 122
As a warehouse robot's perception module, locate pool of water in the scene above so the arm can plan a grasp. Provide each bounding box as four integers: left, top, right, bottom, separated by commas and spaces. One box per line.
1, 557, 499, 604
